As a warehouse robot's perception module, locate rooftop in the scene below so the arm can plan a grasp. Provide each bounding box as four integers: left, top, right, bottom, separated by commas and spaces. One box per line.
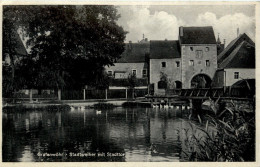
179, 26, 216, 44
150, 40, 181, 59
116, 42, 149, 63
217, 33, 254, 64
219, 41, 255, 69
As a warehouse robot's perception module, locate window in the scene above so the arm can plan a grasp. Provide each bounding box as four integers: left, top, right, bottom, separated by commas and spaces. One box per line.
190, 47, 193, 51
234, 72, 239, 79
189, 60, 194, 66
158, 81, 167, 89
176, 61, 180, 67
107, 70, 113, 76
205, 47, 209, 52
196, 50, 203, 59
206, 60, 210, 67
161, 62, 166, 68
132, 69, 137, 76
142, 69, 147, 77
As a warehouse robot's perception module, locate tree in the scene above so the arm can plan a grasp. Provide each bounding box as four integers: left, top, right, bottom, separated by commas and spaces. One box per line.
3, 5, 127, 98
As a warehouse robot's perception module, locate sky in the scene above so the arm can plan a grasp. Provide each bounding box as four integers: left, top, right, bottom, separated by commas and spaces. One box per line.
116, 5, 255, 45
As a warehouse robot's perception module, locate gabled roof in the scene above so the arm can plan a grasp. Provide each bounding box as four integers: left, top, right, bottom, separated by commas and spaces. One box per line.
150, 40, 181, 59
219, 41, 255, 69
179, 26, 216, 44
218, 33, 254, 64
116, 43, 149, 63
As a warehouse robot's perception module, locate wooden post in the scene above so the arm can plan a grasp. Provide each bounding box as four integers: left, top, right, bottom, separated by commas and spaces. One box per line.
105, 89, 108, 100
58, 89, 61, 101
83, 89, 86, 100
126, 88, 128, 99
29, 89, 33, 102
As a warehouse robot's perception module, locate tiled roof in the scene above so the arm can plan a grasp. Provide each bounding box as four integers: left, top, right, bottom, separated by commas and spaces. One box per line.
116, 43, 149, 63
217, 33, 254, 64
179, 26, 216, 44
149, 40, 181, 59
219, 41, 255, 69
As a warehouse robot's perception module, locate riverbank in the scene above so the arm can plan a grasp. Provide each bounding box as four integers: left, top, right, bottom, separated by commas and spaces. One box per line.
2, 98, 152, 110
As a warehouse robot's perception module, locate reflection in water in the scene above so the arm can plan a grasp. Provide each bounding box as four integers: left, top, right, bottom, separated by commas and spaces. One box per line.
3, 107, 196, 162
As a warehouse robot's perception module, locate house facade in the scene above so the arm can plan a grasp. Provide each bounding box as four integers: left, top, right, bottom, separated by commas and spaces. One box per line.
106, 26, 225, 95
149, 40, 181, 95
212, 34, 255, 87
105, 40, 149, 90
179, 26, 218, 89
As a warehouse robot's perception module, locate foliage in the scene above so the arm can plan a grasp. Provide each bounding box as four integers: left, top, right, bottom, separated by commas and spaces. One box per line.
3, 5, 126, 96
93, 102, 115, 109
159, 72, 175, 90
181, 101, 255, 161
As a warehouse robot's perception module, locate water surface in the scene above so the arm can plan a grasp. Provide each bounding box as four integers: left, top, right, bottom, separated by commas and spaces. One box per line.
3, 107, 197, 162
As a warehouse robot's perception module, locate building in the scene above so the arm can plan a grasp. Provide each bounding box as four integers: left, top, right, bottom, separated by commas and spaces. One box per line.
178, 26, 218, 89
212, 34, 255, 87
149, 40, 181, 95
106, 26, 222, 95
105, 39, 149, 92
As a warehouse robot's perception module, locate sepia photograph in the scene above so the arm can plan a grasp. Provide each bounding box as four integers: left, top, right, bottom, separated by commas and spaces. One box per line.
2, 3, 256, 163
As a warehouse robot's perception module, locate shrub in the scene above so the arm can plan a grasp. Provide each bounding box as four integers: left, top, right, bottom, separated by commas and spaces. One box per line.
93, 103, 115, 109
181, 101, 255, 161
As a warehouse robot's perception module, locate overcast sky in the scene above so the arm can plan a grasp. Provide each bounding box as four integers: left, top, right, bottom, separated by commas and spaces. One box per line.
116, 5, 255, 45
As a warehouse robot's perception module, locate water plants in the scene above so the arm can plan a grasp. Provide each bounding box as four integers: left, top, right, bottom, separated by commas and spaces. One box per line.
181, 100, 255, 161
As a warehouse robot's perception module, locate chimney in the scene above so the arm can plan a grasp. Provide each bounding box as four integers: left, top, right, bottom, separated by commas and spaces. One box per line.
223, 39, 226, 48
237, 28, 239, 37
179, 26, 183, 37
145, 38, 148, 42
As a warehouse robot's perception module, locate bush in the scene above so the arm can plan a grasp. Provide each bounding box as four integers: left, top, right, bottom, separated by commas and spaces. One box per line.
93, 103, 115, 109
181, 101, 255, 161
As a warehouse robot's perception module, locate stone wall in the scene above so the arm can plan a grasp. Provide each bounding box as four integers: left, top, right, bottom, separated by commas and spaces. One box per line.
181, 44, 218, 88
150, 58, 181, 94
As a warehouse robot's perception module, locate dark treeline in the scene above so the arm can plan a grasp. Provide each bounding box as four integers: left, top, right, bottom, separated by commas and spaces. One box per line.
3, 5, 127, 97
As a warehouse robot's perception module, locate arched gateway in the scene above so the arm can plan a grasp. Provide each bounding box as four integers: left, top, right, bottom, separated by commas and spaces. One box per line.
191, 74, 212, 88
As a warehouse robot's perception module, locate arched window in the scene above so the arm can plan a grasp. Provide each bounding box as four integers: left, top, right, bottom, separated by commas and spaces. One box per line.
175, 81, 182, 89
158, 81, 167, 89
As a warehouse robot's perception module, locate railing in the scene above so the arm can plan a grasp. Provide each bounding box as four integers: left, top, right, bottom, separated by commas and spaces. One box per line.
165, 86, 254, 98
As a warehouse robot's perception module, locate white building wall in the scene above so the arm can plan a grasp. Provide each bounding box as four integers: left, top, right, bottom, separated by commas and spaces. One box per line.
225, 68, 255, 86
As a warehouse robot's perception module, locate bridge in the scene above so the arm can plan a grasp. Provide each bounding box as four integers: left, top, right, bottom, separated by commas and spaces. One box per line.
145, 87, 255, 108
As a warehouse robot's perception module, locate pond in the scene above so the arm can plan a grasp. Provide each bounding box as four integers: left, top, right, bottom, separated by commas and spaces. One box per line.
2, 107, 201, 162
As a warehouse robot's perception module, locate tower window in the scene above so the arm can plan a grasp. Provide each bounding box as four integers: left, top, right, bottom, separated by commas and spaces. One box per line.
176, 61, 180, 67
206, 60, 210, 67
205, 47, 209, 52
162, 62, 166, 68
189, 60, 194, 66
